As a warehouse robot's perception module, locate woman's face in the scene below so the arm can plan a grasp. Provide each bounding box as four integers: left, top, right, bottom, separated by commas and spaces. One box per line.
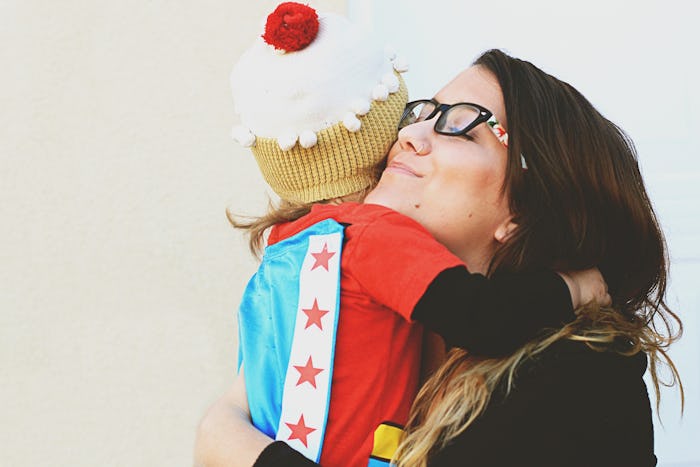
365, 66, 514, 273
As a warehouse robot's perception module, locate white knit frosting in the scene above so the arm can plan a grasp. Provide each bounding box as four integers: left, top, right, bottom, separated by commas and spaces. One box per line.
231, 12, 400, 148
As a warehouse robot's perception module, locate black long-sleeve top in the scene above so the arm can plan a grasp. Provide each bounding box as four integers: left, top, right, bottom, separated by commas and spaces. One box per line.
428, 340, 655, 466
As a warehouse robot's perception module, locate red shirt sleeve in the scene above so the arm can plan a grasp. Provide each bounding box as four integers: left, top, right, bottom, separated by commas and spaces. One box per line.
344, 209, 465, 321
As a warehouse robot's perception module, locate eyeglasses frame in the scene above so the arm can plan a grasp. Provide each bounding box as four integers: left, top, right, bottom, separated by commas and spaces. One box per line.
399, 99, 510, 149
398, 99, 529, 169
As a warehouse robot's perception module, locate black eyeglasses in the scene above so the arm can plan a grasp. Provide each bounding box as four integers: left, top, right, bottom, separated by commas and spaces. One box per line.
398, 99, 510, 149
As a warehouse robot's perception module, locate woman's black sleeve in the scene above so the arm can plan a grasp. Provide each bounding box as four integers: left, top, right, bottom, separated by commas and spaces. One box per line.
254, 441, 320, 467
412, 266, 574, 356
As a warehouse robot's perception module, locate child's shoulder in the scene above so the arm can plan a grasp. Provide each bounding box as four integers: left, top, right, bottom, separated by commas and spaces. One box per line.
313, 202, 420, 229
269, 202, 422, 245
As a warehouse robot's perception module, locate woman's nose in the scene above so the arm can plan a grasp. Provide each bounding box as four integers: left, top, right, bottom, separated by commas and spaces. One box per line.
397, 120, 432, 156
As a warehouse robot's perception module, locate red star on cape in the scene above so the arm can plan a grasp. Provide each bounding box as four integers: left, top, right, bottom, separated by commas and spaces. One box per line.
302, 298, 329, 330
293, 356, 324, 388
285, 414, 316, 448
310, 243, 335, 271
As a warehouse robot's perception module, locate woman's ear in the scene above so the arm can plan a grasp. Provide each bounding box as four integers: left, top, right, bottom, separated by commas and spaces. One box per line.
494, 218, 518, 243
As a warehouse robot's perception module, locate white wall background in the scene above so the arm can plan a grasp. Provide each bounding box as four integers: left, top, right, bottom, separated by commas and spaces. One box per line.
348, 0, 699, 465
0, 0, 344, 465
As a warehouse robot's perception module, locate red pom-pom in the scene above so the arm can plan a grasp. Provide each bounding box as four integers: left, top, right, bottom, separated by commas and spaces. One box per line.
262, 2, 319, 52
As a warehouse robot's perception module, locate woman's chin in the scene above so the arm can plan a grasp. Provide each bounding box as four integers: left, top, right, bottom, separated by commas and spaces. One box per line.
365, 180, 403, 206
364, 185, 414, 216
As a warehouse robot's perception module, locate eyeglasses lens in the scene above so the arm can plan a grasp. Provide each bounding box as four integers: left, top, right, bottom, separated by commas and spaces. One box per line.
399, 101, 435, 129
399, 101, 482, 135
437, 104, 480, 134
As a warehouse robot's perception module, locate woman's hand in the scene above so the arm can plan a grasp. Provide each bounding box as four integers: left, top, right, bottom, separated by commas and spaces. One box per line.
557, 268, 612, 310
194, 367, 274, 467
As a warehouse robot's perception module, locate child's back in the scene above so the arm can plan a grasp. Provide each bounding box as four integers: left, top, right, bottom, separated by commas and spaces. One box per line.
239, 203, 464, 466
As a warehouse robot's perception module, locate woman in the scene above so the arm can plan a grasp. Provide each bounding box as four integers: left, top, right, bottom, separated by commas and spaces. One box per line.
196, 49, 681, 466
381, 49, 682, 466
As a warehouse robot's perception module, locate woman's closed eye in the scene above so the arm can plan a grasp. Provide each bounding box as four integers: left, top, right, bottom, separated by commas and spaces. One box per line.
444, 123, 470, 136
456, 129, 476, 141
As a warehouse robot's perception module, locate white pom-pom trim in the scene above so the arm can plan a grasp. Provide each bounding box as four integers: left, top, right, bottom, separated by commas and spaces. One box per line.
343, 113, 362, 132
382, 73, 400, 93
372, 84, 389, 101
231, 125, 256, 147
277, 131, 298, 151
299, 130, 318, 148
392, 55, 409, 73
350, 99, 371, 116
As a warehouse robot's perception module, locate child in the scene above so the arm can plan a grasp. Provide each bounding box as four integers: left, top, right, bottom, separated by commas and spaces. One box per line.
230, 4, 606, 467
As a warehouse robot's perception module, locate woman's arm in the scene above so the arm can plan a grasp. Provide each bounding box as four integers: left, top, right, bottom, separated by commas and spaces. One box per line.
195, 367, 319, 467
194, 368, 274, 467
412, 267, 609, 356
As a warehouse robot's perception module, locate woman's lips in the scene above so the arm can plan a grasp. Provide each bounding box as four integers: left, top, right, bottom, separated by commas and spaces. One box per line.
385, 161, 422, 177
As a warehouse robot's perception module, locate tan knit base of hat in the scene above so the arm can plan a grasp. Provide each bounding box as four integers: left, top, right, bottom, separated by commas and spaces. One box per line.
251, 74, 408, 203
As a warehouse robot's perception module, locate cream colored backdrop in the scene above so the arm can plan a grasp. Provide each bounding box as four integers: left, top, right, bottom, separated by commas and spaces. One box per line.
0, 1, 345, 465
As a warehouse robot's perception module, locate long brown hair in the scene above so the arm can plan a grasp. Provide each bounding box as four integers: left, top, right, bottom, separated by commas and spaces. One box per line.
396, 49, 683, 466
